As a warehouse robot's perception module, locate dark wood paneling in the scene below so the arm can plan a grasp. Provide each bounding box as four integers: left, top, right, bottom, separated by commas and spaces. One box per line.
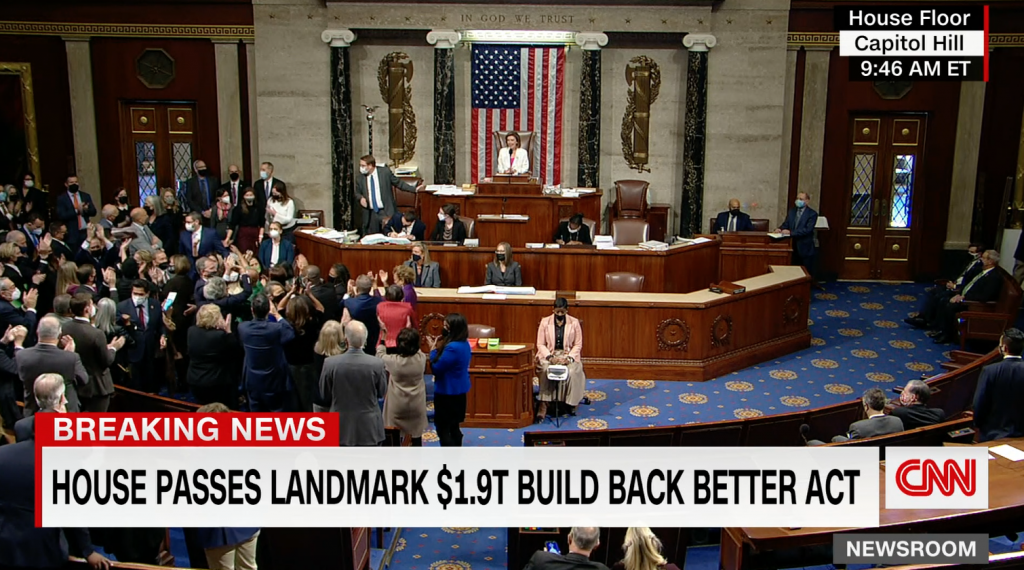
977, 48, 1024, 250
91, 37, 220, 203
3, 2, 253, 26
819, 51, 960, 279
0, 35, 74, 195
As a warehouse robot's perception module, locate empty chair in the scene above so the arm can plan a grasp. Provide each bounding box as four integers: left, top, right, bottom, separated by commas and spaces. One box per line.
393, 176, 422, 210
467, 324, 496, 338
605, 272, 645, 292
611, 218, 649, 246
460, 216, 476, 239
611, 180, 650, 219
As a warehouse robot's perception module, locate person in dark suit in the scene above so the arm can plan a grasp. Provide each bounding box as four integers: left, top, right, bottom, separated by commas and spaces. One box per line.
319, 320, 387, 446
342, 275, 382, 356
776, 192, 818, 274
524, 527, 608, 570
554, 214, 593, 245
74, 264, 118, 303
810, 388, 903, 444
16, 315, 87, 415
219, 164, 248, 206
19, 213, 46, 261
304, 265, 339, 321
974, 328, 1024, 442
713, 198, 754, 233
238, 293, 295, 411
180, 211, 229, 274
485, 242, 522, 286
13, 172, 48, 227
253, 161, 282, 218
906, 243, 984, 330
184, 159, 221, 227
117, 280, 165, 393
162, 254, 196, 386
430, 204, 468, 244
188, 305, 241, 407
931, 249, 1004, 344
54, 174, 97, 249
890, 379, 946, 430
384, 210, 427, 242
0, 374, 113, 570
75, 236, 118, 274
355, 155, 425, 236
0, 277, 38, 333
47, 221, 76, 263
258, 221, 296, 270
63, 293, 126, 412
0, 324, 27, 432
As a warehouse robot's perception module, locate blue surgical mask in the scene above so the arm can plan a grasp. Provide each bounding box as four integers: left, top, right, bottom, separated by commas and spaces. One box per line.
0, 192, 7, 202
795, 199, 805, 209
260, 171, 269, 180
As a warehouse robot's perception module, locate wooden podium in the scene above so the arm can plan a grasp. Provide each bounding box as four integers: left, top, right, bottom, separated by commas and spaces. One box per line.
711, 232, 793, 282
464, 344, 536, 428
476, 176, 543, 196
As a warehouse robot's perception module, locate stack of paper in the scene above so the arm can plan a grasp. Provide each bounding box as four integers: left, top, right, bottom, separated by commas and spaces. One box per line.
525, 243, 545, 248
394, 166, 418, 176
307, 227, 353, 241
595, 235, 615, 250
359, 233, 412, 246
639, 240, 669, 251
427, 184, 474, 196
457, 285, 537, 296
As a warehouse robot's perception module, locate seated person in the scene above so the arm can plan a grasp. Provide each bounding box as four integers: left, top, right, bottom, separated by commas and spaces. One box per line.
612, 528, 680, 570
257, 222, 295, 270
384, 210, 426, 241
713, 198, 753, 233
905, 243, 983, 330
973, 328, 1024, 442
889, 379, 945, 430
535, 298, 586, 422
554, 213, 593, 246
497, 131, 530, 175
403, 242, 440, 288
929, 249, 1003, 344
430, 204, 467, 245
524, 527, 607, 570
810, 388, 903, 444
484, 242, 522, 287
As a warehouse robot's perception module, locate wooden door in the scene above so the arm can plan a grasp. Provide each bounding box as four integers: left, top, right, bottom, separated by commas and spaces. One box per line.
119, 102, 199, 206
841, 114, 927, 280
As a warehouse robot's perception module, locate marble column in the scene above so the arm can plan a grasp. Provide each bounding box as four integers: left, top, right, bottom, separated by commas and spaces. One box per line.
574, 32, 607, 188
213, 40, 243, 177
680, 33, 716, 238
245, 40, 259, 180
63, 37, 101, 190
322, 29, 356, 230
796, 47, 832, 201
427, 30, 461, 185
778, 47, 800, 219
946, 80, 987, 249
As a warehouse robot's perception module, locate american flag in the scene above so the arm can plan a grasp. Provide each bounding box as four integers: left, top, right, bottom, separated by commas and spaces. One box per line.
470, 45, 565, 185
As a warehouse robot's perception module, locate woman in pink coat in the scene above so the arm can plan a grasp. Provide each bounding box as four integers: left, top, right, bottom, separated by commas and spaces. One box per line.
535, 297, 586, 422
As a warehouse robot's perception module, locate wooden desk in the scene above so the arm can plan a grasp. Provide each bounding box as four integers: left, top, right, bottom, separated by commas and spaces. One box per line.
707, 232, 793, 282
721, 436, 1024, 570
295, 231, 720, 293
417, 188, 602, 246
414, 265, 811, 381
477, 179, 543, 195
441, 343, 535, 429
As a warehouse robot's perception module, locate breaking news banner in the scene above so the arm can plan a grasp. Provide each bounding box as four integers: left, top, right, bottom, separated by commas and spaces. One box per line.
35, 413, 884, 528
836, 5, 989, 81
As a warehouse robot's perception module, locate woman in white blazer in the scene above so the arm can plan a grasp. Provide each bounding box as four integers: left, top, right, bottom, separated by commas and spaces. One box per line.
496, 132, 530, 175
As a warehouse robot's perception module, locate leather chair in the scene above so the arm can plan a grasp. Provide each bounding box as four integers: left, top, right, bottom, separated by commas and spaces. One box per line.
611, 218, 649, 246
558, 217, 599, 238
611, 180, 650, 219
459, 216, 476, 239
605, 272, 645, 292
393, 176, 422, 211
708, 217, 772, 233
468, 324, 497, 338
492, 131, 536, 175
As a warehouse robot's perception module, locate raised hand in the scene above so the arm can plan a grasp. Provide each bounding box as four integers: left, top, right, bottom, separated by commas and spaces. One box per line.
62, 335, 76, 353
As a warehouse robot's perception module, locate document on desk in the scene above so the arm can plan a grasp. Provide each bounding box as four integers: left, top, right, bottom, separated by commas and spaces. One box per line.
428, 184, 474, 196
500, 344, 527, 350
481, 294, 507, 300
989, 444, 1024, 461
458, 285, 537, 295
767, 232, 787, 239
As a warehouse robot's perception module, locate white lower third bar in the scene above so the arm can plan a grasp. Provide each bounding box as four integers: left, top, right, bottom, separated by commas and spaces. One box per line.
839, 30, 986, 57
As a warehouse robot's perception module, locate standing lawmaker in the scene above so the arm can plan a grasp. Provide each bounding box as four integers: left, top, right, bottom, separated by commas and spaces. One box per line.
974, 328, 1024, 441
776, 192, 818, 274
497, 132, 530, 175
355, 154, 425, 236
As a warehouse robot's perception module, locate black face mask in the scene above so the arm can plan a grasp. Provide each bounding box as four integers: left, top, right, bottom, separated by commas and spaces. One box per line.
158, 262, 170, 270
68, 184, 79, 193
441, 327, 449, 337
90, 249, 102, 256
271, 194, 281, 201
730, 208, 741, 214
143, 206, 154, 216
230, 172, 240, 181
272, 294, 285, 304
197, 168, 209, 177
118, 196, 128, 204
412, 254, 422, 262
496, 253, 506, 262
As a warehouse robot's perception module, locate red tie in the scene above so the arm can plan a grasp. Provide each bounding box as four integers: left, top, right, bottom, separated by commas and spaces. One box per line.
137, 304, 146, 329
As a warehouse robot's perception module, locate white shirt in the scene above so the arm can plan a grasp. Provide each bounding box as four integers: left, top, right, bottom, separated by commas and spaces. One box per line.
269, 198, 296, 229
496, 147, 529, 175
192, 229, 202, 253
270, 240, 281, 265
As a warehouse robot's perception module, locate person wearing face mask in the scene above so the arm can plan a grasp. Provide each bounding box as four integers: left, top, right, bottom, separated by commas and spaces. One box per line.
73, 264, 118, 302
127, 207, 163, 256
180, 211, 229, 276
75, 237, 117, 274
184, 159, 221, 226
210, 187, 234, 245
484, 242, 522, 286
54, 174, 96, 249
47, 222, 75, 263
354, 154, 425, 237
258, 222, 295, 270
973, 328, 1024, 442
14, 172, 47, 227
116, 279, 166, 393
0, 185, 15, 232
889, 379, 945, 431
430, 204, 468, 245
253, 161, 281, 216
114, 187, 132, 225
0, 277, 38, 339
554, 213, 593, 246
20, 212, 46, 259
384, 210, 427, 242
775, 191, 819, 274
905, 243, 985, 330
154, 188, 184, 255
427, 312, 471, 447
230, 187, 263, 253
265, 182, 297, 243
218, 164, 248, 206
713, 198, 753, 233
329, 263, 352, 300
62, 293, 126, 412
534, 298, 587, 423
402, 242, 440, 288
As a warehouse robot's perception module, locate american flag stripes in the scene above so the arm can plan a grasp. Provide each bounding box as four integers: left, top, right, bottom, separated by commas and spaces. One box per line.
470, 45, 565, 185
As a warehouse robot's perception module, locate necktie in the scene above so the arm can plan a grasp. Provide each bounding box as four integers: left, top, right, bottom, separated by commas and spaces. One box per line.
137, 303, 146, 329
232, 183, 238, 203
962, 270, 986, 296
728, 215, 736, 232
795, 208, 804, 227
193, 232, 200, 257
369, 175, 380, 213
72, 193, 84, 229
201, 179, 209, 209
266, 178, 273, 198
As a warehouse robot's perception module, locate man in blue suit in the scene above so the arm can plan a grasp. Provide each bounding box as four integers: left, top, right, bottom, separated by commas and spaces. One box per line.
713, 198, 754, 233
974, 328, 1024, 442
180, 211, 229, 274
117, 280, 165, 393
777, 192, 819, 274
54, 174, 97, 249
238, 293, 295, 411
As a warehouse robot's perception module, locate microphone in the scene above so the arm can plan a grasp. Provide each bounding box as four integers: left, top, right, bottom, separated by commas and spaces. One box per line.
501, 197, 508, 217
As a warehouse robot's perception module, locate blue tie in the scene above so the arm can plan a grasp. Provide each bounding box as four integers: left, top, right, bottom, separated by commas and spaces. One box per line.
369, 175, 380, 213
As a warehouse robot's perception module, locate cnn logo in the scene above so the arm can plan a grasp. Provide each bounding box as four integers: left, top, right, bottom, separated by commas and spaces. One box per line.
885, 449, 988, 510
